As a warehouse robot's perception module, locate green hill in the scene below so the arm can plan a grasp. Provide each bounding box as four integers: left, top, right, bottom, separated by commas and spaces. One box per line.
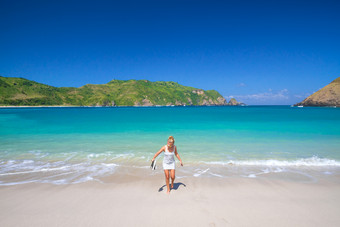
0, 76, 235, 106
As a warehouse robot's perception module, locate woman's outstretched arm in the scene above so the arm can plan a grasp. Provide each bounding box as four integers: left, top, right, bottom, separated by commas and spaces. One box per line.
151, 146, 165, 161
175, 146, 183, 166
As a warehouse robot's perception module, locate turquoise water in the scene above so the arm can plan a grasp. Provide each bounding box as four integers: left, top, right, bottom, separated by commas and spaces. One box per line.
1, 106, 340, 184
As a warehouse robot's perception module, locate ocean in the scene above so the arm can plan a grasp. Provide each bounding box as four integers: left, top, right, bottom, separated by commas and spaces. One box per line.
0, 106, 339, 185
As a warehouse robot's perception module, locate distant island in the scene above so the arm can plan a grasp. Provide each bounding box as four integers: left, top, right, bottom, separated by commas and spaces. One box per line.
294, 77, 340, 107
0, 76, 245, 107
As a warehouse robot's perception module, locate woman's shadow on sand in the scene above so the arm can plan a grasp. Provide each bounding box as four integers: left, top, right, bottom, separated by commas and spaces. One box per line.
158, 182, 186, 192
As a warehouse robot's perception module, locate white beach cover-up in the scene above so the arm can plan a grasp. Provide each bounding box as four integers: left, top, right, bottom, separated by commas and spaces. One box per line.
163, 145, 176, 170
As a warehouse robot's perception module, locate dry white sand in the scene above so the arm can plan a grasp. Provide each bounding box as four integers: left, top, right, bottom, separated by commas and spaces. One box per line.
1, 174, 339, 227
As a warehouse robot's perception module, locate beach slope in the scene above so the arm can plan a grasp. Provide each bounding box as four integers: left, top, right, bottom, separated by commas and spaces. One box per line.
0, 176, 339, 227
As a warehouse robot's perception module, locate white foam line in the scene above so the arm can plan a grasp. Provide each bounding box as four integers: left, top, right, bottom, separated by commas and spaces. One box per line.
0, 168, 64, 176
193, 168, 210, 177
323, 171, 333, 175
0, 163, 86, 176
0, 180, 38, 186
209, 172, 224, 178
40, 171, 78, 179
64, 153, 78, 161
200, 157, 340, 167
242, 170, 318, 182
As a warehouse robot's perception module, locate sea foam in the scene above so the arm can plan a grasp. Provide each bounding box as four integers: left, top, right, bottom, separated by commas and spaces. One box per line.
0, 159, 119, 185
200, 156, 340, 167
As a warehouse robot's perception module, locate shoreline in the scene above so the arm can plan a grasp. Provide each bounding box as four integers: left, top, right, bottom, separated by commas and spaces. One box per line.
0, 104, 244, 108
1, 176, 339, 226
1, 159, 340, 186
1, 105, 338, 108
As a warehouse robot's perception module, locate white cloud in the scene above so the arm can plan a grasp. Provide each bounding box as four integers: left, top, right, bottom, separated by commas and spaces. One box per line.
237, 83, 246, 87
294, 92, 311, 99
225, 89, 289, 101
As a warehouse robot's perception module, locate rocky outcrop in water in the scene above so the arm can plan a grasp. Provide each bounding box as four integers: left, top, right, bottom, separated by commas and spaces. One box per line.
228, 98, 246, 106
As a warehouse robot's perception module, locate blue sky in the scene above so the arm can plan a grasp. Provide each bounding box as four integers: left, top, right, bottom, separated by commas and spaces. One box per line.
1, 0, 339, 105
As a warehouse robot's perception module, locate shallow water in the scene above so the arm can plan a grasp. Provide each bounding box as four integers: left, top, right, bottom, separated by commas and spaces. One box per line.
0, 106, 339, 185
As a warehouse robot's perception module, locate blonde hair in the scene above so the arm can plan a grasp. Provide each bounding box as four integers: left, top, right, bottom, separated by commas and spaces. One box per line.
168, 136, 175, 144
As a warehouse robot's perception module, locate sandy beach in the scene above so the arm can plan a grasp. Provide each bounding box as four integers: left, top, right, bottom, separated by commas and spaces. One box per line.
1, 173, 339, 227
1, 107, 340, 226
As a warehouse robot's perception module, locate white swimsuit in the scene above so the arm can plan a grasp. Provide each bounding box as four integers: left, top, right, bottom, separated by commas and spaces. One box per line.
163, 145, 176, 170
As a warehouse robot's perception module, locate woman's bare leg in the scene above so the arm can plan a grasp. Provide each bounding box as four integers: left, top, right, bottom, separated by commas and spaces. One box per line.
164, 170, 170, 194
170, 169, 175, 189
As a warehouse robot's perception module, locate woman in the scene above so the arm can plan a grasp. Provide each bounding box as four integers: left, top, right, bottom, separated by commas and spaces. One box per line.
151, 136, 183, 194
